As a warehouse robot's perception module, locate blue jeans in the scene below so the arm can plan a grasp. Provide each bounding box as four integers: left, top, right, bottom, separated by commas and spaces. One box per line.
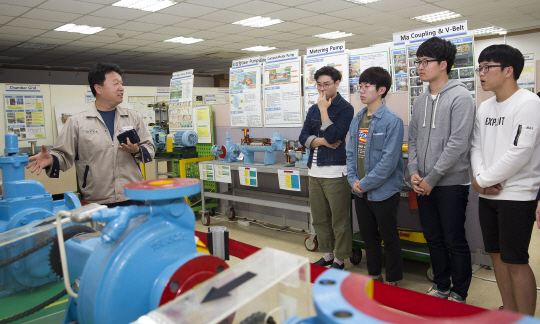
417, 185, 472, 298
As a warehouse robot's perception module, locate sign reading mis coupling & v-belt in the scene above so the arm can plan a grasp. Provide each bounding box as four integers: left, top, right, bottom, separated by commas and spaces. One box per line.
304, 42, 349, 112
263, 50, 302, 126
4, 86, 45, 140
229, 56, 263, 127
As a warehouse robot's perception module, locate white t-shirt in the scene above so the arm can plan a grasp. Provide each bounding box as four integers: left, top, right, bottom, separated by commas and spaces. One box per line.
471, 89, 540, 201
308, 147, 347, 178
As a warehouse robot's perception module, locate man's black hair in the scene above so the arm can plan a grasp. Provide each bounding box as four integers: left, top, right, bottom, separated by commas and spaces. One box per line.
416, 37, 457, 74
359, 66, 392, 98
478, 44, 524, 81
314, 66, 342, 83
88, 62, 123, 97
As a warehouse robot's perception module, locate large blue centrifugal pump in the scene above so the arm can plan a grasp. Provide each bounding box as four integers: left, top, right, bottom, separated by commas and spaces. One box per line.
0, 134, 81, 297
61, 177, 228, 324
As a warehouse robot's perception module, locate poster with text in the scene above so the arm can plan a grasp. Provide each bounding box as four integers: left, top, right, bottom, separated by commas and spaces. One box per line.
277, 169, 301, 191
304, 52, 349, 112
4, 95, 45, 140
406, 35, 475, 121
229, 66, 263, 127
349, 47, 390, 95
128, 95, 156, 126
169, 70, 194, 131
195, 106, 212, 144
263, 51, 302, 126
518, 61, 536, 92
239, 166, 258, 187
391, 48, 408, 92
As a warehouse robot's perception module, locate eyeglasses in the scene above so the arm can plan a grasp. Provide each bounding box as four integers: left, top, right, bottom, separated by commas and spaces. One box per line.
475, 65, 504, 75
316, 82, 335, 89
358, 84, 376, 92
414, 59, 438, 67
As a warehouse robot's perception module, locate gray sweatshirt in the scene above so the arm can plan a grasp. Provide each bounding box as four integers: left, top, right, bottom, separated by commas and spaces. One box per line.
408, 79, 475, 187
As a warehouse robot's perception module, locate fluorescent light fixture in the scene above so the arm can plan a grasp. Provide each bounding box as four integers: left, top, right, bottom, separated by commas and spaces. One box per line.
232, 16, 283, 28
54, 24, 105, 35
473, 26, 507, 36
346, 0, 382, 4
314, 31, 354, 39
112, 0, 177, 12
16, 42, 58, 49
412, 10, 461, 23
241, 46, 277, 52
163, 36, 204, 44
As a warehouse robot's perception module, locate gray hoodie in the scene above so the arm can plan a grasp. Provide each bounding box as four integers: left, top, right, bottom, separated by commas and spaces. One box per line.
408, 79, 475, 187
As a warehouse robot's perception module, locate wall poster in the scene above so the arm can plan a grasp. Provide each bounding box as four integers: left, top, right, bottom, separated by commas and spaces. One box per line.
348, 46, 391, 94
4, 94, 45, 140
263, 50, 302, 126
169, 70, 194, 131
229, 56, 263, 127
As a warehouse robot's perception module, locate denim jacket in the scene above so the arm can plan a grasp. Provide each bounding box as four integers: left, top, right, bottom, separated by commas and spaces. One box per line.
299, 92, 354, 168
346, 104, 404, 201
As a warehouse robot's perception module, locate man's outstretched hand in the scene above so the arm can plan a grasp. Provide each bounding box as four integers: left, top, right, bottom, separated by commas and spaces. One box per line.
26, 144, 53, 175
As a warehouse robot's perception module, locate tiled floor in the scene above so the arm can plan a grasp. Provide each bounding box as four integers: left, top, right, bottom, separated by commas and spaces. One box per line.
196, 213, 540, 318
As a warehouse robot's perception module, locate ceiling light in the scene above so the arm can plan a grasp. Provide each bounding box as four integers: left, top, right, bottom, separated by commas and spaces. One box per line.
412, 10, 461, 23
473, 26, 507, 36
313, 31, 354, 39
346, 0, 382, 4
112, 0, 177, 12
232, 16, 283, 28
163, 36, 204, 44
54, 24, 105, 35
241, 46, 277, 52
16, 42, 58, 49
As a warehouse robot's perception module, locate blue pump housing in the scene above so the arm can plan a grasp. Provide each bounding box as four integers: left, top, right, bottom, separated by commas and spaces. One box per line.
150, 125, 167, 151
0, 134, 80, 297
62, 178, 226, 324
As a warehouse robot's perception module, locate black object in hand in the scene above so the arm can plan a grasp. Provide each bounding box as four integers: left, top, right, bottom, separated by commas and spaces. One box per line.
117, 129, 140, 145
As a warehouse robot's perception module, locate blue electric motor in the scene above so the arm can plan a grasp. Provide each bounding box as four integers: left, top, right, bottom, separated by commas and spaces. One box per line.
61, 177, 228, 324
150, 125, 167, 151
173, 130, 198, 147
0, 134, 81, 297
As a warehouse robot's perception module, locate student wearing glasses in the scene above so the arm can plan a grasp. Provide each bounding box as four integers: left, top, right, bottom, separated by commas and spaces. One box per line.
471, 45, 540, 315
408, 37, 475, 303
299, 66, 354, 270
346, 67, 404, 286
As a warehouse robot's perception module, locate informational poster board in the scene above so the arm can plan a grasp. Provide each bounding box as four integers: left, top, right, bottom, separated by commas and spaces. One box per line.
348, 46, 391, 94
405, 33, 475, 121
229, 56, 264, 127
277, 169, 301, 191
4, 94, 45, 140
304, 42, 349, 112
239, 166, 258, 187
391, 48, 408, 92
263, 50, 302, 126
204, 94, 228, 105
194, 106, 212, 144
128, 95, 156, 126
169, 70, 194, 131
518, 60, 536, 92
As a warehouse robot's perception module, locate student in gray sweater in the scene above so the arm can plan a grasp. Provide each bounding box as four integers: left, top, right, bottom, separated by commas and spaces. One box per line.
408, 37, 475, 303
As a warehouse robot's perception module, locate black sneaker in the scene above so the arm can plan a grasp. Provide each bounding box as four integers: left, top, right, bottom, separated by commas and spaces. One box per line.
314, 258, 333, 266
330, 262, 345, 270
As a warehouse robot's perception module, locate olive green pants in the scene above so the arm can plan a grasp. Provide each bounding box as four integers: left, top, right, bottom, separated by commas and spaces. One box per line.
309, 175, 352, 260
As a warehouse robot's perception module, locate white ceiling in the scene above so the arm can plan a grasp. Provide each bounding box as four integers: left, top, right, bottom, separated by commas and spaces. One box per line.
0, 0, 539, 75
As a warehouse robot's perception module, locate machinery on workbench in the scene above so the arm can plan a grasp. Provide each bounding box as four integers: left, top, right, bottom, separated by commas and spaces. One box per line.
283, 140, 310, 167
240, 128, 287, 165
58, 178, 226, 324
0, 134, 88, 299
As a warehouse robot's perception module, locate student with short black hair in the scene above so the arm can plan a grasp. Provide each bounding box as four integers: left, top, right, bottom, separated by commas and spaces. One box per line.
346, 66, 404, 285
471, 44, 540, 315
300, 66, 354, 270
408, 37, 475, 303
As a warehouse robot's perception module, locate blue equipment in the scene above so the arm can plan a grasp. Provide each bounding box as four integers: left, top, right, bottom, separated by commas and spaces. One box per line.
61, 177, 227, 324
173, 130, 198, 147
211, 132, 240, 163
0, 134, 81, 297
241, 132, 286, 165
150, 125, 167, 151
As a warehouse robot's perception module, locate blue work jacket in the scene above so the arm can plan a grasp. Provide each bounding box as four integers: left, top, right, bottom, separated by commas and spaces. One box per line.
346, 103, 404, 201
299, 92, 354, 168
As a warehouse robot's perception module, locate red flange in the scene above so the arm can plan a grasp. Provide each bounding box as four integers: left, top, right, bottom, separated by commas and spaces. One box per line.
159, 255, 229, 306
219, 145, 227, 159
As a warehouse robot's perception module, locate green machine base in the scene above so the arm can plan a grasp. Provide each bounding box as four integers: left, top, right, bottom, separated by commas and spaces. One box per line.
155, 146, 198, 160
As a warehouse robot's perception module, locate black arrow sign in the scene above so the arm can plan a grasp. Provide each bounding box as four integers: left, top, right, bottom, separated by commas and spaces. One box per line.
202, 271, 256, 303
